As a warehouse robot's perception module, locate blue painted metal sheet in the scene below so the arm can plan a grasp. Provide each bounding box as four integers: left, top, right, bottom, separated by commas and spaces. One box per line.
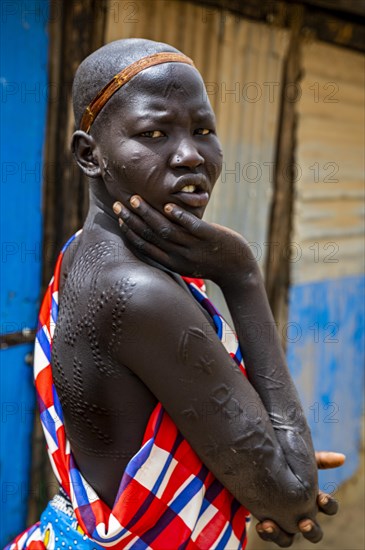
0, 0, 49, 544
287, 274, 365, 493
0, 0, 48, 333
0, 344, 35, 545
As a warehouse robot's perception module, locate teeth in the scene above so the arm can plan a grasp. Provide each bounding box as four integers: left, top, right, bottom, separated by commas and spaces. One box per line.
181, 185, 196, 193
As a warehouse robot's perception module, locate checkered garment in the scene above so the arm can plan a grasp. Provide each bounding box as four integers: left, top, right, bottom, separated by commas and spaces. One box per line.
7, 231, 250, 549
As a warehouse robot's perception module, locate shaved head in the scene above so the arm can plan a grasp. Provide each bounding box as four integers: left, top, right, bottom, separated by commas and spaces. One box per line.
72, 38, 180, 129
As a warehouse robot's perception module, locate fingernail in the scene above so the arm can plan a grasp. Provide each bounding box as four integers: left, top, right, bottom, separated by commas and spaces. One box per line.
113, 201, 122, 214
301, 522, 313, 532
118, 218, 123, 226
257, 527, 264, 534
264, 527, 274, 534
319, 495, 329, 506
164, 204, 173, 213
130, 196, 140, 208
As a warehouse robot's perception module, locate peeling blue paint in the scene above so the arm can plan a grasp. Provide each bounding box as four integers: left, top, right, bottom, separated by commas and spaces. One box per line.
0, 0, 49, 544
287, 275, 365, 491
0, 345, 35, 545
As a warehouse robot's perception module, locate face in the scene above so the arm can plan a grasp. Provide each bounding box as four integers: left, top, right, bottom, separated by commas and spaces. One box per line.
93, 63, 223, 219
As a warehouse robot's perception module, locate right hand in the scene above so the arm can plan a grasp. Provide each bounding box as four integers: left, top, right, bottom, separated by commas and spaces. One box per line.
113, 196, 257, 286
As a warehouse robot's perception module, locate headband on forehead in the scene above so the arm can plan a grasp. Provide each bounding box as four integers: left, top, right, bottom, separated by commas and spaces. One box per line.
80, 52, 195, 133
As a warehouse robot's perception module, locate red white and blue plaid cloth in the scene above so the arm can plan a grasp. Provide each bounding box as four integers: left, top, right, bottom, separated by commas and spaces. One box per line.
7, 231, 250, 549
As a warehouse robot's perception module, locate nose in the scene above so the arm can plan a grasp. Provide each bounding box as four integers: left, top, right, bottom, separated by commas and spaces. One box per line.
170, 138, 204, 169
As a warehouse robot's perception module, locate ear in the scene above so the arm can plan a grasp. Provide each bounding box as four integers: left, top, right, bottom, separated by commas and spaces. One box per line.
71, 130, 102, 178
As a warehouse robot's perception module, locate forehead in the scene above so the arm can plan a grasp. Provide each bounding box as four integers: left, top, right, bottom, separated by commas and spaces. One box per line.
130, 63, 205, 94
113, 63, 213, 115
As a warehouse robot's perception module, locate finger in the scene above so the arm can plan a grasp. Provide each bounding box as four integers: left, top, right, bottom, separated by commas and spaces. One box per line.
315, 451, 346, 469
114, 198, 186, 246
128, 197, 188, 245
118, 219, 173, 267
317, 491, 339, 516
256, 521, 294, 548
164, 203, 213, 238
113, 201, 123, 214
298, 519, 323, 543
116, 204, 164, 248
115, 200, 188, 252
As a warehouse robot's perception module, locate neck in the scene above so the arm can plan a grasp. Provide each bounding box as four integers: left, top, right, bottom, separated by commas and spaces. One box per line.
84, 181, 120, 233
92, 194, 117, 221
85, 180, 174, 272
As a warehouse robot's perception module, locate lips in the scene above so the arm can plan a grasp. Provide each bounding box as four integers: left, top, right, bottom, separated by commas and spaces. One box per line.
172, 174, 210, 208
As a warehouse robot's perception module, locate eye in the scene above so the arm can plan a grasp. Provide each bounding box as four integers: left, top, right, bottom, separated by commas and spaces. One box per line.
139, 130, 165, 138
194, 128, 213, 135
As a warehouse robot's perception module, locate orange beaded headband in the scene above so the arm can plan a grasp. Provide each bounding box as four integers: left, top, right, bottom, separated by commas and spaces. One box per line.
80, 52, 195, 133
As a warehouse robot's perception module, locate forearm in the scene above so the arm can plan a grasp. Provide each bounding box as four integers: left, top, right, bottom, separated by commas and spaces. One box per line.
219, 266, 318, 488
191, 384, 318, 533
165, 373, 318, 532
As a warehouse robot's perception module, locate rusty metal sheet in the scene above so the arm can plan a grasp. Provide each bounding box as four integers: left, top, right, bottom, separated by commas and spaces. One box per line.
293, 40, 365, 284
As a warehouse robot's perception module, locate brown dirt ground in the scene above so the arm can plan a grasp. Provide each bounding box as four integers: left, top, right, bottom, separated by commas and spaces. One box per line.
246, 454, 365, 550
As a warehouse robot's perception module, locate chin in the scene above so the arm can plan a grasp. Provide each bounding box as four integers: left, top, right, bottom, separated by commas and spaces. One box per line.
196, 205, 207, 219
179, 205, 205, 219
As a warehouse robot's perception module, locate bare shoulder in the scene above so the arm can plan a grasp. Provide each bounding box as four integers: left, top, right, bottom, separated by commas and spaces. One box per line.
58, 228, 189, 313
99, 259, 200, 326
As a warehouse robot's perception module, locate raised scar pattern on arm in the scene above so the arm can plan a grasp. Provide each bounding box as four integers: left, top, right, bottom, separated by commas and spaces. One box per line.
209, 384, 245, 422
203, 435, 221, 459
181, 407, 199, 420
193, 355, 215, 375
209, 384, 233, 406
178, 326, 210, 366
256, 372, 285, 390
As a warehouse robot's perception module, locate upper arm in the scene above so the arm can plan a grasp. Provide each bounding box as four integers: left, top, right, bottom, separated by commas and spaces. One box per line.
106, 269, 280, 493
122, 271, 260, 412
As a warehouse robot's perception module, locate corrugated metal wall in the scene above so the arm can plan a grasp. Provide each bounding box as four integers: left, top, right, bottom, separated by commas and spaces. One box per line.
293, 41, 364, 283
105, 0, 289, 315
287, 40, 365, 487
